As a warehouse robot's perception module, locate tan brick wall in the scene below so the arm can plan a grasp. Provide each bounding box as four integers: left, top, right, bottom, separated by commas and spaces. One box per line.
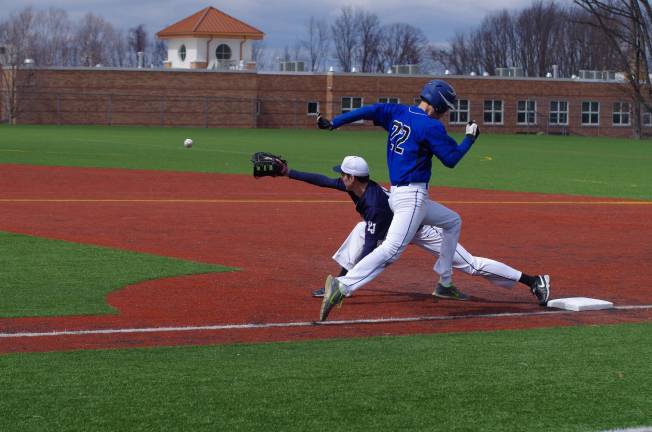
13, 67, 647, 137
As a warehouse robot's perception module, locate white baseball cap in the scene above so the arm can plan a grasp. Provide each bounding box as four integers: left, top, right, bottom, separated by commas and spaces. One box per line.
333, 156, 370, 177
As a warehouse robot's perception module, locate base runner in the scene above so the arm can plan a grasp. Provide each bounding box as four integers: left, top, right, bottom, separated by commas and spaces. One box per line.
267, 155, 550, 317
316, 80, 481, 320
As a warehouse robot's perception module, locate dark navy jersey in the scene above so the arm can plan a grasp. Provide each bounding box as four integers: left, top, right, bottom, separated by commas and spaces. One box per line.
331, 103, 476, 186
288, 169, 393, 260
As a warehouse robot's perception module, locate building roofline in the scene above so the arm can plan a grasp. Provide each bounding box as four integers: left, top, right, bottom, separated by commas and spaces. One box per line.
156, 6, 264, 39
28, 66, 257, 74
22, 66, 629, 84
157, 32, 264, 40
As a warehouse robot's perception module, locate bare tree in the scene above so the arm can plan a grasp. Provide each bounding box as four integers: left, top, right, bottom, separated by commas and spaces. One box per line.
0, 7, 38, 124
128, 24, 148, 66
479, 10, 517, 75
150, 39, 167, 67
378, 23, 427, 73
251, 40, 268, 70
301, 17, 330, 72
431, 31, 482, 74
433, 1, 622, 77
104, 27, 129, 67
76, 13, 115, 67
512, 1, 562, 76
356, 10, 382, 72
32, 8, 74, 66
574, 0, 652, 138
331, 6, 358, 72
280, 44, 299, 63
292, 41, 304, 63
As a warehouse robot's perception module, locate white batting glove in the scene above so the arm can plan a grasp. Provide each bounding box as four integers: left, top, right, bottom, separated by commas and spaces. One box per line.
465, 121, 480, 139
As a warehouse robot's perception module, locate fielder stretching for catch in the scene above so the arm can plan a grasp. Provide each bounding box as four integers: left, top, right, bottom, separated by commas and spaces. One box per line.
271, 155, 550, 308
316, 79, 550, 321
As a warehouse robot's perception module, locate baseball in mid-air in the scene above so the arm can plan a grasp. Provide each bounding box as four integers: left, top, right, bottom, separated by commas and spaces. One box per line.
183, 138, 193, 148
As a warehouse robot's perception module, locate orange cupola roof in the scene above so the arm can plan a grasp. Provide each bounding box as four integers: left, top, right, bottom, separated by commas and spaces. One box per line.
156, 6, 264, 39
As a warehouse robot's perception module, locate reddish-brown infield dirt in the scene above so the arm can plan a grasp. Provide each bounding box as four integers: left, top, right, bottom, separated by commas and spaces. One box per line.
1, 164, 651, 353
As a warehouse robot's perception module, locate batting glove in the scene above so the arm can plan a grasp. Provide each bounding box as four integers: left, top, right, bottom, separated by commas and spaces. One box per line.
465, 121, 480, 139
317, 113, 334, 130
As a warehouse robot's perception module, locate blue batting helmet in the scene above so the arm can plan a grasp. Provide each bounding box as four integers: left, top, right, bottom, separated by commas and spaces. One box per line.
420, 80, 457, 113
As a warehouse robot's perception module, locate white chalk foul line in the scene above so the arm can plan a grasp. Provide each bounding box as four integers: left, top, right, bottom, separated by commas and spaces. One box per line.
1, 304, 651, 339
599, 428, 652, 432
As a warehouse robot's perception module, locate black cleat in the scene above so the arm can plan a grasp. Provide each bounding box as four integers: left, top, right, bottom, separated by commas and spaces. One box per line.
530, 275, 550, 306
312, 287, 325, 298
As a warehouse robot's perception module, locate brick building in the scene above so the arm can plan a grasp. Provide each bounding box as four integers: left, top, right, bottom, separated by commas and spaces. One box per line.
5, 66, 650, 138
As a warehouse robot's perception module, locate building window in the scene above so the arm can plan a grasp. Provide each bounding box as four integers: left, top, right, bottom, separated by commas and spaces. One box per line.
307, 101, 319, 116
613, 102, 630, 126
449, 99, 469, 124
342, 97, 363, 124
216, 44, 232, 60
483, 99, 503, 124
342, 97, 362, 113
379, 97, 400, 104
179, 45, 186, 62
549, 100, 568, 125
517, 100, 537, 125
256, 100, 261, 116
643, 109, 652, 127
581, 101, 600, 125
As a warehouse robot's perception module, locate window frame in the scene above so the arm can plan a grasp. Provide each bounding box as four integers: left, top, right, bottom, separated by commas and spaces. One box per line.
581, 101, 600, 126
449, 99, 470, 124
483, 99, 503, 125
378, 97, 400, 104
517, 99, 537, 125
215, 44, 232, 60
643, 109, 652, 127
612, 101, 631, 126
307, 101, 319, 116
548, 100, 569, 126
178, 44, 186, 62
341, 96, 364, 124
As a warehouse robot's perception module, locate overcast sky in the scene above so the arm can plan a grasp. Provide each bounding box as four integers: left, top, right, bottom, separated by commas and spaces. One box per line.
3, 0, 573, 49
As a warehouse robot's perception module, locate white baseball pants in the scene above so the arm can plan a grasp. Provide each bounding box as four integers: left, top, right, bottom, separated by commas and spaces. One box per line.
333, 222, 521, 289
336, 184, 461, 295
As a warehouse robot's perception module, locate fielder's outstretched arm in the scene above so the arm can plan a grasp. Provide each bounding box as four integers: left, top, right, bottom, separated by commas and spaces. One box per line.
287, 169, 346, 191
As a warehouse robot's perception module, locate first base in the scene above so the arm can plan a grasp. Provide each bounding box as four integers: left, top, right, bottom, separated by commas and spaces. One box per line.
547, 297, 614, 311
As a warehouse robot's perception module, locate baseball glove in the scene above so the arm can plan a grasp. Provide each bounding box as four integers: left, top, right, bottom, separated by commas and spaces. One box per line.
251, 151, 288, 178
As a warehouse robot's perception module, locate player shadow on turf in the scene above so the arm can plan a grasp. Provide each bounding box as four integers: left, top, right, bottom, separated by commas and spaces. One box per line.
341, 288, 534, 306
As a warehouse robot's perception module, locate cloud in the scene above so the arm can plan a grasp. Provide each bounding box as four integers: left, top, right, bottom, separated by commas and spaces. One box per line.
2, 0, 575, 47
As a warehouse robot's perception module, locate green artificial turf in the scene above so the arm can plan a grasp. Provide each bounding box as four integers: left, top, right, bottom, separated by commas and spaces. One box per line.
0, 124, 650, 199
0, 231, 234, 317
1, 124, 651, 431
1, 323, 651, 432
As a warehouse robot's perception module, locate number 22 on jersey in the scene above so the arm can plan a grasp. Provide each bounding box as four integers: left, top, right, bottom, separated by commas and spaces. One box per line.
389, 120, 411, 155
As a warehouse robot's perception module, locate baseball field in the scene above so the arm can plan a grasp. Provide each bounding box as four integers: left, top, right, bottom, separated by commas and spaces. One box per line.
1, 124, 651, 431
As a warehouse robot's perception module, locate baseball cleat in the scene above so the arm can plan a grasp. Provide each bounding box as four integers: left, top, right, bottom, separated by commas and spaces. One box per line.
530, 275, 550, 306
433, 283, 469, 301
319, 275, 345, 321
312, 287, 325, 298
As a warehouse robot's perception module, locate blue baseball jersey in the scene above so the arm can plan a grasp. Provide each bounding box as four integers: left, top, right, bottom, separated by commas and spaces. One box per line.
331, 104, 476, 186
288, 169, 392, 260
